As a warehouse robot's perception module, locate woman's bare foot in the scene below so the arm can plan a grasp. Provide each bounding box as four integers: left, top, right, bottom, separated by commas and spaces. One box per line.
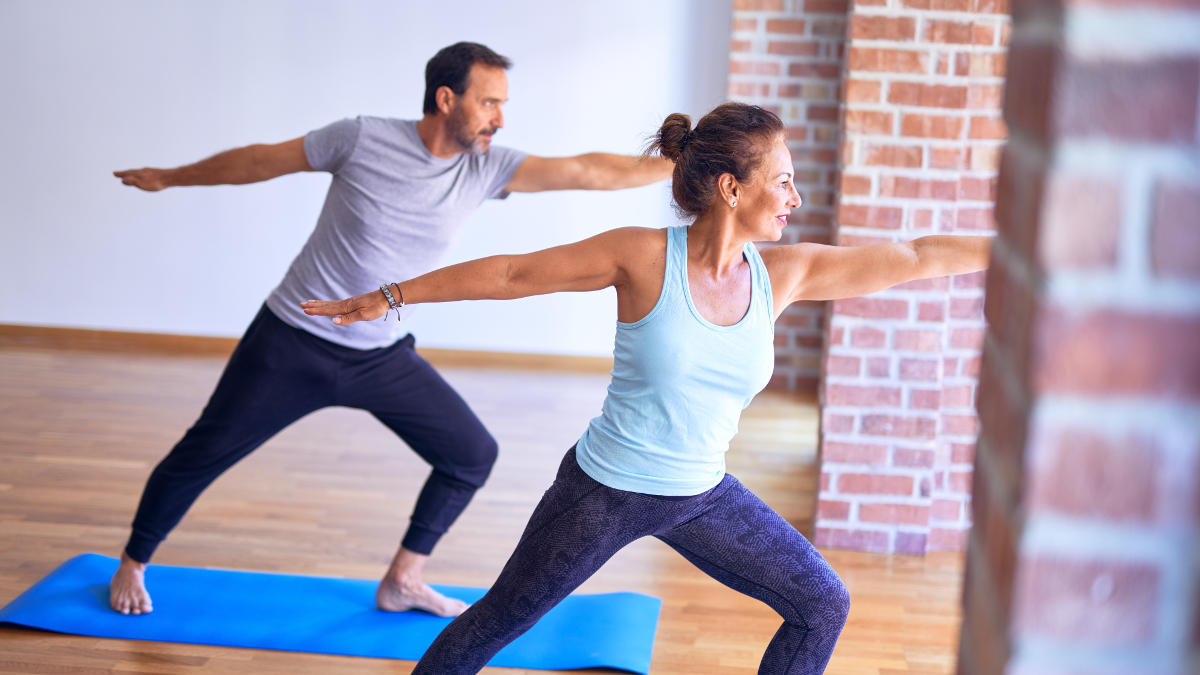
376, 547, 468, 617
109, 551, 153, 615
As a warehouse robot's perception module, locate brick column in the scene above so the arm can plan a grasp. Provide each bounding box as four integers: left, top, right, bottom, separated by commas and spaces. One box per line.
815, 0, 1009, 553
958, 0, 1200, 671
728, 0, 849, 391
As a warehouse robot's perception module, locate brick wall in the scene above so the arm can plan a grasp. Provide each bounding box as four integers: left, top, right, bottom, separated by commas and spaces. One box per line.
814, 0, 1009, 553
728, 0, 849, 391
957, 0, 1200, 670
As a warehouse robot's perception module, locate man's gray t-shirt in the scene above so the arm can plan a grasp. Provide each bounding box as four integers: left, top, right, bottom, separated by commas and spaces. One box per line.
265, 117, 528, 349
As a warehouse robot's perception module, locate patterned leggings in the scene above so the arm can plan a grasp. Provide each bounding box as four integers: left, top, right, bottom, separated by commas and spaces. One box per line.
413, 447, 850, 675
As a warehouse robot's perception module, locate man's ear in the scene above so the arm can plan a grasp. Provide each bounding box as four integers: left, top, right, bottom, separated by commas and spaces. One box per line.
436, 86, 457, 116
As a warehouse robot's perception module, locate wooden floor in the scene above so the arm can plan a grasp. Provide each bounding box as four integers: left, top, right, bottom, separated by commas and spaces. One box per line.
0, 345, 963, 674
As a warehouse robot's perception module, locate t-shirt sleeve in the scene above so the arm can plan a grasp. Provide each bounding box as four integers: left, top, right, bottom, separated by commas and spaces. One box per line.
483, 145, 529, 200
304, 117, 363, 174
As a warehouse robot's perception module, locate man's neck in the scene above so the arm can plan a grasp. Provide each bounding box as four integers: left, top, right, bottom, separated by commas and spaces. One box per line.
415, 115, 465, 159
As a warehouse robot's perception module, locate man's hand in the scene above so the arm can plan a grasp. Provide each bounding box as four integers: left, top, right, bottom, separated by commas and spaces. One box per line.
301, 289, 390, 326
505, 154, 673, 193
113, 137, 311, 191
113, 168, 172, 192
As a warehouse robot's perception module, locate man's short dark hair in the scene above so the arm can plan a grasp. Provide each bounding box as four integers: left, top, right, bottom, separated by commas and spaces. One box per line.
423, 42, 512, 115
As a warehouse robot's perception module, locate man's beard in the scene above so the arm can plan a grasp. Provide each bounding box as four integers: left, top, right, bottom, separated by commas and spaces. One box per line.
447, 104, 496, 154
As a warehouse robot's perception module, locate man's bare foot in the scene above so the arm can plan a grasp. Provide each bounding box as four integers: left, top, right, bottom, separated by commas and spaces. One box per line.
109, 551, 153, 615
376, 547, 468, 617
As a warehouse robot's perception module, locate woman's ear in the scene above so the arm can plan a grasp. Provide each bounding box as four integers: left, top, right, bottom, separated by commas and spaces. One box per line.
717, 173, 740, 208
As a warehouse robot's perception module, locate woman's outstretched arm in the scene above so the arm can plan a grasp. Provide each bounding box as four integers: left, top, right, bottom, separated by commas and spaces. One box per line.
762, 235, 992, 317
300, 227, 661, 326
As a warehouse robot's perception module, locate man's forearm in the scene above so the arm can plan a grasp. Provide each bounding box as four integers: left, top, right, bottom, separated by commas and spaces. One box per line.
161, 145, 287, 188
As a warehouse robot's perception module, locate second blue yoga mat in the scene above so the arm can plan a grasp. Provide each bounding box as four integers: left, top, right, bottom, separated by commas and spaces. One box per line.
0, 553, 661, 673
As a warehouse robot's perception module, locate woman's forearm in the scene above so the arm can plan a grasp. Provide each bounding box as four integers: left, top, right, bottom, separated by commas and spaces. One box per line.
911, 235, 992, 279
397, 256, 520, 305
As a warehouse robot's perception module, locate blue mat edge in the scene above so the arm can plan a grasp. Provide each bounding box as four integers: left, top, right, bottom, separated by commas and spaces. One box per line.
0, 554, 663, 673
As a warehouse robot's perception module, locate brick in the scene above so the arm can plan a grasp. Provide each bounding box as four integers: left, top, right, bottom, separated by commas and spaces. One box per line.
814, 527, 889, 552
951, 327, 985, 349
1029, 430, 1159, 522
955, 207, 995, 230
769, 40, 821, 56
835, 297, 909, 319
973, 22, 996, 45
867, 356, 890, 377
949, 470, 974, 491
862, 414, 938, 439
894, 531, 928, 554
950, 297, 984, 320
729, 60, 783, 76
889, 82, 968, 108
841, 174, 871, 195
838, 473, 916, 495
910, 389, 941, 410
732, 18, 757, 32
849, 48, 929, 74
1057, 57, 1200, 142
918, 301, 946, 322
925, 20, 976, 44
860, 503, 931, 525
900, 358, 939, 381
730, 82, 771, 97
839, 204, 904, 228
943, 414, 979, 436
902, 114, 966, 139
1014, 557, 1160, 644
928, 527, 967, 550
830, 326, 845, 346
972, 0, 1009, 13
942, 384, 974, 407
823, 440, 889, 464
895, 446, 936, 467
931, 147, 966, 169
808, 105, 840, 121
823, 412, 855, 433
933, 498, 962, 521
895, 329, 943, 352
951, 442, 975, 464
968, 84, 1004, 109
812, 18, 846, 37
827, 384, 903, 406
826, 354, 861, 376
791, 63, 844, 79
850, 16, 917, 41
845, 110, 894, 135
954, 271, 987, 289
820, 472, 831, 491
902, 0, 971, 8
880, 176, 957, 200
1035, 307, 1200, 399
852, 326, 887, 348
730, 40, 752, 53
805, 0, 850, 11
1152, 182, 1200, 279
968, 145, 1001, 171
734, 0, 784, 8
785, 126, 808, 141
766, 18, 806, 34
817, 499, 851, 520
970, 115, 1008, 140
912, 208, 934, 229
897, 277, 949, 292
956, 52, 1007, 78
863, 143, 923, 167
958, 177, 997, 201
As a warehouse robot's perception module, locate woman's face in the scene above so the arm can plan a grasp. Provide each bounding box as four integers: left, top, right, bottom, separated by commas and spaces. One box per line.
734, 136, 802, 242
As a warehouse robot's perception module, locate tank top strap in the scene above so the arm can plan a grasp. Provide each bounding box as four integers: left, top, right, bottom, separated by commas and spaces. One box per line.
743, 241, 774, 323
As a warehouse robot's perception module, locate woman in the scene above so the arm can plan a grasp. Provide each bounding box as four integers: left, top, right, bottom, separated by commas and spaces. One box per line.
302, 102, 990, 674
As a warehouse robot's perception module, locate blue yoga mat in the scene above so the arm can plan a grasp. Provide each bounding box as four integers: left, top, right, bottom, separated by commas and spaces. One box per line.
0, 553, 661, 673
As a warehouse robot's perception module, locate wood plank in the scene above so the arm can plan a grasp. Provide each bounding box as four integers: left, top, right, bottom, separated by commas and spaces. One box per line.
0, 346, 963, 674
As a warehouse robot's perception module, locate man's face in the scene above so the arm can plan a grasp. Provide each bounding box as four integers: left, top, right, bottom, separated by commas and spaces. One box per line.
445, 64, 508, 154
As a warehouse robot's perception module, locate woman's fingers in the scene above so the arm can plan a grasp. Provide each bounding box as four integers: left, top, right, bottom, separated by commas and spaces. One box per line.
300, 294, 383, 326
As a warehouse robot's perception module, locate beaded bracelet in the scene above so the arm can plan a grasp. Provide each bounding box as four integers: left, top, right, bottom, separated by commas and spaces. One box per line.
380, 283, 404, 321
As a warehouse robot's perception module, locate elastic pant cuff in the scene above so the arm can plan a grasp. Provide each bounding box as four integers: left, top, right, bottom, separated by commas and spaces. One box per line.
401, 524, 443, 556
124, 531, 161, 564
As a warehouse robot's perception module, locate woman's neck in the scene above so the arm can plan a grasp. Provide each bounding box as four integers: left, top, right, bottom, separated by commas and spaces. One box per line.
687, 213, 751, 280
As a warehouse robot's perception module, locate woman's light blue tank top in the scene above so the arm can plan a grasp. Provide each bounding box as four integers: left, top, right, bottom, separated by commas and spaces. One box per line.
575, 226, 776, 496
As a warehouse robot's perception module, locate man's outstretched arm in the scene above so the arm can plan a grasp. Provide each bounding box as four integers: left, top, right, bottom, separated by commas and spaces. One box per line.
113, 137, 312, 192
503, 154, 673, 193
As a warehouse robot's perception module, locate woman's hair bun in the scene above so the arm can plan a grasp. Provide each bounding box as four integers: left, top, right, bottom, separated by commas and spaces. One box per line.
651, 113, 692, 163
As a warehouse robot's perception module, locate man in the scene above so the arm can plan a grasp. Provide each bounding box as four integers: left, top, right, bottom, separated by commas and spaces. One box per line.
109, 42, 672, 617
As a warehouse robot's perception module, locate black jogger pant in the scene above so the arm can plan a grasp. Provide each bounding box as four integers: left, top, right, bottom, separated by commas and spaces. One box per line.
413, 448, 850, 675
124, 305, 497, 562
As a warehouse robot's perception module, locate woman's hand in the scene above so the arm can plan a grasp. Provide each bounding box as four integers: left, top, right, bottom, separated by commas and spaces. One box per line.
301, 290, 389, 326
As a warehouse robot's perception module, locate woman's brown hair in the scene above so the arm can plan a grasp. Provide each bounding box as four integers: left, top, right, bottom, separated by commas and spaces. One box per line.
646, 102, 785, 219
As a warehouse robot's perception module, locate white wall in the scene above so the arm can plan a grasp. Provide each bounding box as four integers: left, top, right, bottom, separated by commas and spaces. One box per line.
0, 0, 731, 356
